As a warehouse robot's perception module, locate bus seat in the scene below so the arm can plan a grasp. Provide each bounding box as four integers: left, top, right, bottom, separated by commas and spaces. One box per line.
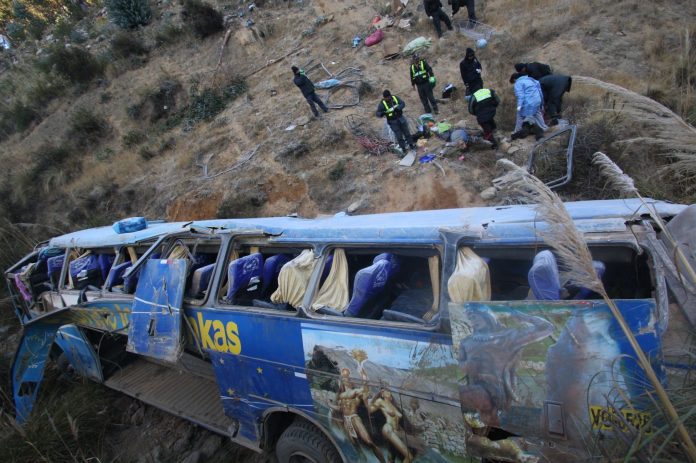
123, 269, 140, 294
319, 254, 334, 287
343, 259, 397, 319
97, 254, 115, 281
528, 250, 561, 300
47, 255, 65, 288
106, 262, 131, 289
225, 253, 264, 304
382, 287, 433, 323
261, 254, 292, 296
191, 253, 214, 272
374, 253, 401, 273
70, 254, 102, 290
571, 260, 606, 299
189, 263, 215, 299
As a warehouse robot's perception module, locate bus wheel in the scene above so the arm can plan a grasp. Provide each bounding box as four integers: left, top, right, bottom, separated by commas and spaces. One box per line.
276, 419, 341, 463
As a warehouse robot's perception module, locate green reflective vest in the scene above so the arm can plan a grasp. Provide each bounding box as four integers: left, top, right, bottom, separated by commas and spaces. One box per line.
382, 96, 399, 117
411, 60, 427, 79
473, 88, 492, 102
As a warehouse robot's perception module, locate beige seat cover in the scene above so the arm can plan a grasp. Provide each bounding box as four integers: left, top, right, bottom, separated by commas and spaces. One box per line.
448, 247, 491, 303
311, 249, 349, 311
271, 249, 316, 308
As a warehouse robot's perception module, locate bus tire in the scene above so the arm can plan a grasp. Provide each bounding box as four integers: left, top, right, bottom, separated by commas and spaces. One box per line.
276, 419, 341, 463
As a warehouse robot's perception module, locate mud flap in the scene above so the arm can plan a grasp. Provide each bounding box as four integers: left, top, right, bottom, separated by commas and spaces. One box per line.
11, 317, 64, 423
126, 258, 187, 363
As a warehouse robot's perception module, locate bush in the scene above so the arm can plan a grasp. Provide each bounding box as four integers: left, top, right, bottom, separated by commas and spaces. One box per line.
329, 160, 346, 181
154, 23, 185, 47
8, 102, 39, 132
68, 108, 110, 147
111, 32, 148, 58
183, 0, 223, 39
105, 0, 152, 29
122, 129, 147, 147
38, 46, 104, 84
54, 18, 75, 39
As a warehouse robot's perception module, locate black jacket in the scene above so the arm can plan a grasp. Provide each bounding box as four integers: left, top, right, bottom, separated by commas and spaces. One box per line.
424, 0, 443, 16
376, 95, 406, 122
523, 62, 552, 80
468, 88, 500, 121
459, 57, 482, 85
539, 74, 571, 98
293, 73, 315, 97
410, 59, 434, 86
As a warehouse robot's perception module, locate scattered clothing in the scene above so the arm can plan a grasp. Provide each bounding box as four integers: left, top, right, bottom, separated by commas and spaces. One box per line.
468, 88, 500, 148
292, 66, 328, 117
376, 91, 416, 152
514, 62, 552, 80
459, 48, 483, 96
410, 58, 439, 114
424, 0, 453, 38
538, 74, 572, 125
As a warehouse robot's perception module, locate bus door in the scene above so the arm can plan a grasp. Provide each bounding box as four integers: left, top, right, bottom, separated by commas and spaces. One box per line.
126, 230, 225, 363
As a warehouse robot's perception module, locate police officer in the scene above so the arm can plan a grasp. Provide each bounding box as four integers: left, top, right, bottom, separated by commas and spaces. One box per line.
459, 48, 483, 97
410, 54, 438, 115
291, 65, 329, 118
538, 74, 572, 126
468, 87, 500, 149
376, 90, 416, 154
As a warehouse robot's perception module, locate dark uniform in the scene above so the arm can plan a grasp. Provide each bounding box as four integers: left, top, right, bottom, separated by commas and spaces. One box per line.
538, 74, 572, 125
410, 58, 438, 114
450, 0, 476, 25
376, 94, 415, 152
460, 48, 483, 96
424, 0, 453, 38
515, 62, 552, 80
468, 88, 500, 148
292, 69, 328, 117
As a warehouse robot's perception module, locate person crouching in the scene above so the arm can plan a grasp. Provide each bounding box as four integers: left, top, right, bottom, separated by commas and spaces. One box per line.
468, 87, 500, 149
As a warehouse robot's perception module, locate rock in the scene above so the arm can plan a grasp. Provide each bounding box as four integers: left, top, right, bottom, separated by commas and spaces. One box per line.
494, 151, 505, 159
499, 140, 511, 151
181, 451, 201, 463
347, 200, 362, 213
199, 434, 222, 457
480, 186, 498, 200
507, 146, 520, 155
296, 116, 310, 126
130, 405, 145, 426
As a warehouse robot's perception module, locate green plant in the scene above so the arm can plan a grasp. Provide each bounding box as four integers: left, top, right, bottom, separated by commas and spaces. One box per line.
154, 23, 185, 46
68, 108, 110, 147
122, 129, 147, 147
111, 31, 148, 58
38, 45, 104, 84
105, 0, 152, 29
54, 18, 74, 39
183, 0, 223, 39
329, 160, 346, 181
8, 102, 39, 132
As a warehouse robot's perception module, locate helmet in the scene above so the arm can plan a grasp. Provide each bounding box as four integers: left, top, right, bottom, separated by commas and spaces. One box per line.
476, 38, 488, 49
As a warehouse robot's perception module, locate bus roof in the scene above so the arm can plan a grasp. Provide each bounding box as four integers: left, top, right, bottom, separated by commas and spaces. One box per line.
48, 199, 686, 248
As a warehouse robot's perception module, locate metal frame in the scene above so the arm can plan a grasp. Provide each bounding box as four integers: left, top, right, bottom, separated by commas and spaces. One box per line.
526, 124, 577, 189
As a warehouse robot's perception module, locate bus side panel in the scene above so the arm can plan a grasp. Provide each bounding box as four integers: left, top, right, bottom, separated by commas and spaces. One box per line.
449, 299, 660, 461
186, 308, 314, 443
54, 325, 103, 382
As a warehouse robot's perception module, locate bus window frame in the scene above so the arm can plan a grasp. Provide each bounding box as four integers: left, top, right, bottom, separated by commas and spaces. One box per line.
300, 243, 444, 332
213, 234, 315, 314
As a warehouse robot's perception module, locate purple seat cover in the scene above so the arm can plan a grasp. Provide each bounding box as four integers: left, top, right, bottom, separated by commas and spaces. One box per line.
106, 261, 132, 288
344, 258, 397, 318
261, 254, 292, 295
190, 263, 215, 297
528, 250, 560, 300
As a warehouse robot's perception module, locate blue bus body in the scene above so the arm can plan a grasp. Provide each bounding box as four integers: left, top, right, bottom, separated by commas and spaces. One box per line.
5, 199, 695, 462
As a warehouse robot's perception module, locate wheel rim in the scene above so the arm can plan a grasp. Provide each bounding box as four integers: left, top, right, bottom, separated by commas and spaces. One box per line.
288, 451, 320, 463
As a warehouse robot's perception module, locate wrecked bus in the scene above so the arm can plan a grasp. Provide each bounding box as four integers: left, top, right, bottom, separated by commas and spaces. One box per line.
5, 199, 695, 462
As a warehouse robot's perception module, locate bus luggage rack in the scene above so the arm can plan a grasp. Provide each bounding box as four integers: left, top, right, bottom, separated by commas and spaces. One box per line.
526, 124, 577, 189
455, 20, 495, 41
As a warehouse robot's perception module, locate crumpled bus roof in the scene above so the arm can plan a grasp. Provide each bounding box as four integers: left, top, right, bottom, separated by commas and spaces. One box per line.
49, 199, 686, 248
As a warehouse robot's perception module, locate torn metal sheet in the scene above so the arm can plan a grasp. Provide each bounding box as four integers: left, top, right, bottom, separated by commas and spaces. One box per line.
127, 259, 187, 363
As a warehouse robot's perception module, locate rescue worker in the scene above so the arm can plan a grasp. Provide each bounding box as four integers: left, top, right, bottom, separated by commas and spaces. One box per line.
410, 54, 439, 115
424, 0, 453, 38
376, 90, 416, 154
467, 87, 500, 149
291, 65, 329, 118
514, 62, 552, 80
450, 0, 476, 27
459, 48, 483, 97
509, 73, 547, 141
538, 74, 572, 126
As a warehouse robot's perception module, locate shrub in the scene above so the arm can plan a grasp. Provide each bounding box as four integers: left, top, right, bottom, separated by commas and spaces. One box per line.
183, 0, 223, 39
105, 0, 152, 29
38, 46, 104, 84
154, 23, 185, 46
68, 108, 110, 147
9, 102, 39, 132
111, 32, 148, 58
122, 129, 147, 147
54, 18, 74, 39
329, 160, 346, 181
